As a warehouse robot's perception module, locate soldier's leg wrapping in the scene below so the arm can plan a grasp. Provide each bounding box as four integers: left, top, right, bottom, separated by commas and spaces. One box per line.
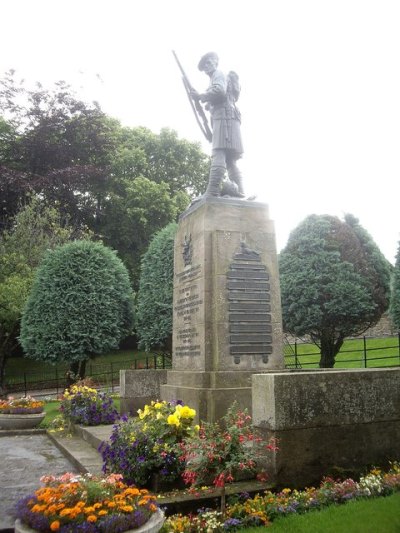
227, 152, 245, 197
205, 150, 226, 197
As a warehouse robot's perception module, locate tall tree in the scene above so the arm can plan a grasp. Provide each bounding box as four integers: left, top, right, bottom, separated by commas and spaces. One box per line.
279, 214, 391, 368
0, 73, 208, 284
0, 199, 83, 395
390, 241, 400, 330
20, 241, 134, 380
100, 177, 187, 287
136, 222, 177, 353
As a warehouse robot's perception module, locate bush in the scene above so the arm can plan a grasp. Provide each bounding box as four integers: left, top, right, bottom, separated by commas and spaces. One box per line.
60, 384, 119, 426
100, 400, 197, 487
20, 240, 135, 375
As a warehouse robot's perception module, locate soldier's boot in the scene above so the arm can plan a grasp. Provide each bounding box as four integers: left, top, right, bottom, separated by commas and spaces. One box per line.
205, 166, 225, 197
227, 166, 245, 197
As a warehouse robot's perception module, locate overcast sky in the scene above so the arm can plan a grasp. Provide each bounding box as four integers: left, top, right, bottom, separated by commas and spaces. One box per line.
1, 0, 399, 263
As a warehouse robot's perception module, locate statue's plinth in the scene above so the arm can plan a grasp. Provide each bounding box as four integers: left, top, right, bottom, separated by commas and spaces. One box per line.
161, 197, 284, 422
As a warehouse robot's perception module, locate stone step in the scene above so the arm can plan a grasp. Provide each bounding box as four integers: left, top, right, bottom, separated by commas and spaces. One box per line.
72, 423, 114, 451
47, 431, 104, 476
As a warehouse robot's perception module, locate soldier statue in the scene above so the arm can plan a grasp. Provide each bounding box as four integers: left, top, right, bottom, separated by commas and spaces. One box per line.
173, 51, 245, 200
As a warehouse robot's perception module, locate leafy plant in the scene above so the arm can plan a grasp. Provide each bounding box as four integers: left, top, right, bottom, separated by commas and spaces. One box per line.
178, 403, 277, 516
60, 384, 119, 427
100, 400, 197, 487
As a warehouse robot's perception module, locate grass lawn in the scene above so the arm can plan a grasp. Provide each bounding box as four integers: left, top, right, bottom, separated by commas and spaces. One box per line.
241, 492, 400, 532
285, 336, 400, 369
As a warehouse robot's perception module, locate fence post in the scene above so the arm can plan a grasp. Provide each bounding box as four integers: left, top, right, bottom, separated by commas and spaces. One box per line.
363, 336, 367, 368
294, 341, 299, 368
398, 332, 400, 366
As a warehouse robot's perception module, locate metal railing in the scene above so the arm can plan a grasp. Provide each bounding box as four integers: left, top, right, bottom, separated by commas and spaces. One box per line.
6, 352, 172, 397
284, 334, 400, 369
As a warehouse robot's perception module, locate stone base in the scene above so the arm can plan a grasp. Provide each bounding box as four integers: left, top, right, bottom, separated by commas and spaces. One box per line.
252, 368, 400, 487
120, 369, 168, 415
161, 370, 264, 422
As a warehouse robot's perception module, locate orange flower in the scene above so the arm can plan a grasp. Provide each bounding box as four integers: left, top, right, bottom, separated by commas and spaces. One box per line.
87, 515, 97, 523
120, 505, 134, 512
98, 510, 108, 516
50, 521, 60, 531
124, 487, 140, 496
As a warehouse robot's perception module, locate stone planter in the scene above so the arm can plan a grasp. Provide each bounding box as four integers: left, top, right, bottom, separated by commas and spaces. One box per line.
15, 508, 165, 533
0, 412, 45, 430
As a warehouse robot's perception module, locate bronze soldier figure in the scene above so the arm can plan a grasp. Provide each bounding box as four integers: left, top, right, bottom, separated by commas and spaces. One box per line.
191, 52, 245, 199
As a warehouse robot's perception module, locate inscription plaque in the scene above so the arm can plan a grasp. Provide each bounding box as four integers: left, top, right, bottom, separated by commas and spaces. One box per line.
227, 243, 273, 364
174, 265, 202, 357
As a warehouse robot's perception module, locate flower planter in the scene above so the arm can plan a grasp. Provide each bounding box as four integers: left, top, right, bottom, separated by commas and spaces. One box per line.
15, 508, 165, 533
0, 412, 45, 430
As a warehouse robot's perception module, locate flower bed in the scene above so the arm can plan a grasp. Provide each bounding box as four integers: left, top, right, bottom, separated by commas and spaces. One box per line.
161, 463, 400, 531
60, 385, 119, 426
15, 473, 164, 532
100, 400, 197, 488
0, 396, 45, 429
0, 396, 44, 415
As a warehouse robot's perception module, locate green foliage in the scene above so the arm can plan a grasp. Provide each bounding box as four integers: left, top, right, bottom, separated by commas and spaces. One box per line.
0, 199, 81, 393
279, 214, 391, 367
0, 73, 208, 286
100, 400, 197, 487
136, 222, 177, 352
178, 404, 271, 491
390, 241, 400, 329
102, 181, 184, 287
20, 240, 134, 365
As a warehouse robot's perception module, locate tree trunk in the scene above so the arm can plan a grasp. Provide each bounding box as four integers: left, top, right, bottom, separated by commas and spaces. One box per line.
0, 350, 7, 398
319, 334, 344, 368
68, 359, 87, 385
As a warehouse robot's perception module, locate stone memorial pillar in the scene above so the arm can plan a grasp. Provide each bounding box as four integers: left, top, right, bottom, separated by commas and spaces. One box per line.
161, 196, 284, 422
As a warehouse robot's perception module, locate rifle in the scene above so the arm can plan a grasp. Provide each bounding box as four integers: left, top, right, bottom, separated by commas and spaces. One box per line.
172, 50, 212, 143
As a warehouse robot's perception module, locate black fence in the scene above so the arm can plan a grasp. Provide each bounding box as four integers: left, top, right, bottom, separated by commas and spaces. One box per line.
284, 334, 400, 369
6, 352, 172, 398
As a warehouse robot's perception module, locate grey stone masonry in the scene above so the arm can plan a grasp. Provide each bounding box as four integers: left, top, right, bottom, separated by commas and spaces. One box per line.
161, 196, 284, 422
252, 368, 400, 487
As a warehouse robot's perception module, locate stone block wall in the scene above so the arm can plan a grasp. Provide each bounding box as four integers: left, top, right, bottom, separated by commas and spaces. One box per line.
120, 369, 168, 415
252, 368, 400, 487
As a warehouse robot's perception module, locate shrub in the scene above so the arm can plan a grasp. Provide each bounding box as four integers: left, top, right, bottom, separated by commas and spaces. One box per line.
60, 384, 119, 427
100, 400, 197, 487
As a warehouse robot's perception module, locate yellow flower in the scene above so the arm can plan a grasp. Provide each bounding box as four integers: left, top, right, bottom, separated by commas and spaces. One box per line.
154, 402, 163, 409
179, 406, 196, 418
194, 425, 200, 431
167, 414, 180, 427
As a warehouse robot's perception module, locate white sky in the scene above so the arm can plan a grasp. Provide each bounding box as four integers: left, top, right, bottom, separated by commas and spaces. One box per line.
1, 0, 399, 263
